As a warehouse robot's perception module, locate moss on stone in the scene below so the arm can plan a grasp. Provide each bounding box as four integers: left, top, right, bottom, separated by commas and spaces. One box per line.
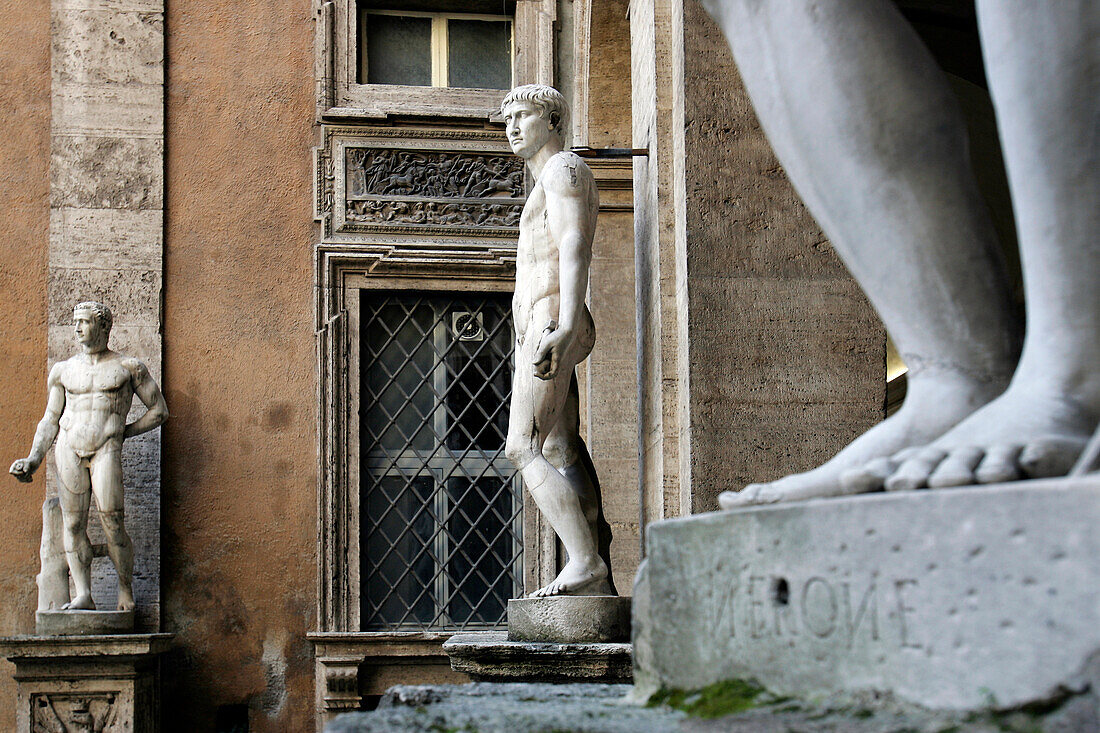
646, 679, 770, 719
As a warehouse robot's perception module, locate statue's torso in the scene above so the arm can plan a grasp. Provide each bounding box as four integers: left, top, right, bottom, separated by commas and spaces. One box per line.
57, 352, 135, 454
513, 151, 598, 337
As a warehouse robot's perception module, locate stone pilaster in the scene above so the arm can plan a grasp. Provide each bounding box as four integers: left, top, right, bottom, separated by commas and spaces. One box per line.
49, 0, 164, 630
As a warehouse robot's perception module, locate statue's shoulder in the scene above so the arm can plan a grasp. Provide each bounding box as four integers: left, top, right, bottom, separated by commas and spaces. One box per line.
119, 356, 151, 382
47, 359, 69, 386
542, 151, 594, 193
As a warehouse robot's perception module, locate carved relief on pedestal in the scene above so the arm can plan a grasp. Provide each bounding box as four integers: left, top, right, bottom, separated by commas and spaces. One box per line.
31, 692, 121, 733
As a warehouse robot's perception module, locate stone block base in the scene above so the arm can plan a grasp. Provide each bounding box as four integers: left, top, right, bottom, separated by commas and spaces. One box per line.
0, 633, 173, 732
36, 609, 134, 636
508, 596, 631, 643
633, 476, 1100, 711
444, 631, 631, 682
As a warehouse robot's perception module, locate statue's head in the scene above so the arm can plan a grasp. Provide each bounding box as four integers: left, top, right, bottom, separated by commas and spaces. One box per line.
501, 84, 567, 159
73, 301, 112, 348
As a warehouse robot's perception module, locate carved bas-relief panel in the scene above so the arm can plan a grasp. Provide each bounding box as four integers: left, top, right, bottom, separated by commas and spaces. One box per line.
31, 693, 121, 733
345, 148, 523, 229
315, 125, 524, 242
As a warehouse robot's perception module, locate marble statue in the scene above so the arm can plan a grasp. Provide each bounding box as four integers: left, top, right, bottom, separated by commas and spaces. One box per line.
10, 302, 168, 611
501, 85, 614, 597
701, 0, 1100, 508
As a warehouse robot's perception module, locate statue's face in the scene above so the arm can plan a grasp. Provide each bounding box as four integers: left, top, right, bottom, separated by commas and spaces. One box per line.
73, 309, 103, 347
503, 100, 554, 160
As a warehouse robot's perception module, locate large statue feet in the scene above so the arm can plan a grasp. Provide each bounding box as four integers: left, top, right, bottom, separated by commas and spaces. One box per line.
842, 381, 1096, 491
719, 371, 1006, 509
529, 557, 611, 598
62, 593, 95, 611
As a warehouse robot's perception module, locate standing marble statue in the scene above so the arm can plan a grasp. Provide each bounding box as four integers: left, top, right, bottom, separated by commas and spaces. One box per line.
501, 85, 613, 597
10, 302, 168, 612
703, 0, 1100, 508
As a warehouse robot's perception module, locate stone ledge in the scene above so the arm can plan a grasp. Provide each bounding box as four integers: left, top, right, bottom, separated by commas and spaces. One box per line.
0, 632, 173, 660
444, 631, 632, 683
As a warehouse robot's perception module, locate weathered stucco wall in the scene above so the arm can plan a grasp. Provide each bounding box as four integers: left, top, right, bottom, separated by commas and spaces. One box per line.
681, 1, 885, 512
0, 2, 51, 727
162, 2, 317, 730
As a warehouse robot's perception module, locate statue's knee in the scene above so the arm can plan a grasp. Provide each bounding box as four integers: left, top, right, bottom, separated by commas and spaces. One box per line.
505, 436, 535, 469
63, 515, 87, 535
99, 511, 128, 538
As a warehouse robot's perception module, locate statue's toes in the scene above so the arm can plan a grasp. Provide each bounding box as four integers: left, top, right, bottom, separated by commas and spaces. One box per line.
927, 446, 984, 488
1020, 436, 1088, 478
717, 485, 762, 510
840, 456, 896, 493
974, 444, 1023, 484
884, 447, 947, 491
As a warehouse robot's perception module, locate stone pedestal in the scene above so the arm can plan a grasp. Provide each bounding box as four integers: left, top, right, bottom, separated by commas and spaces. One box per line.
443, 632, 631, 683
0, 633, 173, 732
632, 476, 1100, 711
508, 596, 631, 643
36, 610, 134, 636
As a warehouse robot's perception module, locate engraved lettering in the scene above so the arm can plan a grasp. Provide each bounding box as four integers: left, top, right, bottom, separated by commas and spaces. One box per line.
747, 575, 768, 639
842, 580, 879, 645
801, 576, 839, 638
894, 579, 920, 649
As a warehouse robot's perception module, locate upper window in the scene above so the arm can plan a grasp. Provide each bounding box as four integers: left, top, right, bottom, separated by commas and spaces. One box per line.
358, 2, 514, 90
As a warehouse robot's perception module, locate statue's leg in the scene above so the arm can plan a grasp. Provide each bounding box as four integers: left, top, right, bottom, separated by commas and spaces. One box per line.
845, 1, 1100, 490
542, 372, 616, 595
506, 318, 609, 597
91, 445, 134, 611
702, 0, 1019, 509
56, 443, 95, 610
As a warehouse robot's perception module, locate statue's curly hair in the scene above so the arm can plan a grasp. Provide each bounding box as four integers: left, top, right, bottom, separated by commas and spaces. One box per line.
74, 301, 113, 335
500, 84, 568, 133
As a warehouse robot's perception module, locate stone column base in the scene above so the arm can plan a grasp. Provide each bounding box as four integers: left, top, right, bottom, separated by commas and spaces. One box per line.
0, 633, 173, 732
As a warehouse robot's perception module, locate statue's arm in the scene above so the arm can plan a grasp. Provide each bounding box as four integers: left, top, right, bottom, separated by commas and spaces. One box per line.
123, 361, 168, 439
532, 158, 596, 380
10, 364, 65, 481
545, 159, 595, 340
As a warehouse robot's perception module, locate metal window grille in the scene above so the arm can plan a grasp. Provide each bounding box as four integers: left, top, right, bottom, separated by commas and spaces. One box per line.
359, 291, 521, 630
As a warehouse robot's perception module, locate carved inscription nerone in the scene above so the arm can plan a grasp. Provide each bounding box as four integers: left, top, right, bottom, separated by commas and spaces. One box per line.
706, 573, 922, 651
345, 148, 524, 229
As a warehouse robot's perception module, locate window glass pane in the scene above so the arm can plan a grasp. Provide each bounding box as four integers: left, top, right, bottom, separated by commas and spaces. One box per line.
447, 19, 512, 89
363, 13, 432, 86
361, 475, 437, 627
446, 476, 521, 625
361, 299, 437, 452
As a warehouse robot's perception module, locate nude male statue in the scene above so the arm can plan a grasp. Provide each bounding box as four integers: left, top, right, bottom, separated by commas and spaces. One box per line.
10, 302, 168, 611
702, 1, 1099, 508
501, 84, 613, 597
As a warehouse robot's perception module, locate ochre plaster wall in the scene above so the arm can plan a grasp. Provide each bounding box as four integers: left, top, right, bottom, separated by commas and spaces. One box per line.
162, 2, 317, 730
0, 2, 51, 727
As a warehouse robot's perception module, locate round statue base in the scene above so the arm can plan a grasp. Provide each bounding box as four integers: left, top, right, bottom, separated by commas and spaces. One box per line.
507, 596, 631, 643
36, 609, 134, 636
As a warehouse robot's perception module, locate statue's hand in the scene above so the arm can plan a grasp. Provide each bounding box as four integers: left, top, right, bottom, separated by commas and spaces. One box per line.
9, 458, 38, 483
532, 320, 573, 381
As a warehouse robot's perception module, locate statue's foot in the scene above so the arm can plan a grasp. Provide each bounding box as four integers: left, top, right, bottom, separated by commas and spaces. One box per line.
117, 587, 135, 612
529, 558, 611, 598
62, 594, 96, 611
719, 371, 1006, 509
841, 381, 1096, 491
